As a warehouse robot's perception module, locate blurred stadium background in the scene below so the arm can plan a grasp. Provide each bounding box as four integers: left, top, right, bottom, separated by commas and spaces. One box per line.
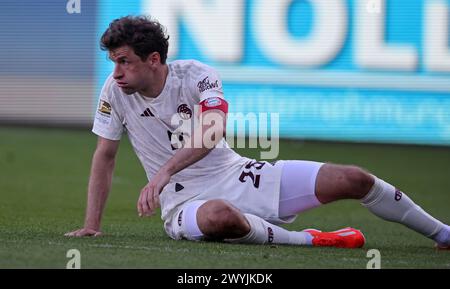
0, 0, 449, 268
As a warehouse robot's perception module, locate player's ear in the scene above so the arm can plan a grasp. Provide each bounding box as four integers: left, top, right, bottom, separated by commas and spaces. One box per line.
146, 52, 161, 67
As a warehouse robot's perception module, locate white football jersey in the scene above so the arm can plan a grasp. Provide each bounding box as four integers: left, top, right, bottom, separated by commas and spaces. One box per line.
93, 59, 247, 180
93, 60, 273, 219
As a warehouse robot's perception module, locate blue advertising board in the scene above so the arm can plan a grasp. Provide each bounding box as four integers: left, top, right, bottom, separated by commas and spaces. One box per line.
96, 0, 450, 145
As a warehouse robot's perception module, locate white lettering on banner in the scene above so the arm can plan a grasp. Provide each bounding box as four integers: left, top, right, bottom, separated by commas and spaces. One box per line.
254, 0, 347, 67
355, 0, 418, 71
142, 0, 450, 74
142, 0, 243, 62
366, 0, 381, 14
424, 0, 450, 72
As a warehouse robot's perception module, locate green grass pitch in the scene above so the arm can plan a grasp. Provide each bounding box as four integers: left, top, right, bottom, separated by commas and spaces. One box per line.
0, 126, 449, 268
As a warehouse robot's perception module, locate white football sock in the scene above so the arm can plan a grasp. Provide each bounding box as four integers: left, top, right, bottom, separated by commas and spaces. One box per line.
434, 225, 450, 247
361, 176, 446, 243
226, 213, 312, 245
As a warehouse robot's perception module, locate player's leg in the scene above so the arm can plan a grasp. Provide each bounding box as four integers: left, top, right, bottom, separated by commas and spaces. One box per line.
172, 199, 250, 241
278, 160, 366, 248
315, 163, 450, 248
194, 199, 313, 245
176, 197, 363, 248
172, 199, 313, 245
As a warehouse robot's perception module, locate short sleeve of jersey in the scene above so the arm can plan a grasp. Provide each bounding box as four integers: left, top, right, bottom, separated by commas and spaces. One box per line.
194, 64, 224, 102
92, 75, 124, 140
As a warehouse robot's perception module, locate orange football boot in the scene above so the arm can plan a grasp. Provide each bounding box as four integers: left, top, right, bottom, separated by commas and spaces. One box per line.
303, 227, 365, 248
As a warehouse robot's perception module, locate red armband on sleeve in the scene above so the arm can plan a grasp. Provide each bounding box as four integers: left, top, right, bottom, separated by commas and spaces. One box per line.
199, 97, 228, 114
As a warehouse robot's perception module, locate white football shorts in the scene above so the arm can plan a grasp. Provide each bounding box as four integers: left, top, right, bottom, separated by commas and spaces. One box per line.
163, 160, 324, 240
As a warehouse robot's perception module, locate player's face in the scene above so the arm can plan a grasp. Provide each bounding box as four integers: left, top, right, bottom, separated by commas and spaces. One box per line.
109, 46, 153, 95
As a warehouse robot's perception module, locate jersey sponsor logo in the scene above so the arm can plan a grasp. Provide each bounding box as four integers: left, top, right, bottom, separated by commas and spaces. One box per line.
197, 76, 219, 93
177, 104, 192, 120
140, 108, 154, 117
98, 100, 111, 115
394, 189, 403, 201
204, 97, 222, 108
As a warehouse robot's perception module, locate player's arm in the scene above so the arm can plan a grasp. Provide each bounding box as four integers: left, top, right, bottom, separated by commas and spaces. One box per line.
165, 105, 227, 174
65, 136, 120, 237
137, 98, 228, 217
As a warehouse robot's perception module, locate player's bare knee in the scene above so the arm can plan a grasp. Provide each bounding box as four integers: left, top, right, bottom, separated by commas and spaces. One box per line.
198, 200, 249, 239
316, 163, 347, 203
343, 166, 374, 199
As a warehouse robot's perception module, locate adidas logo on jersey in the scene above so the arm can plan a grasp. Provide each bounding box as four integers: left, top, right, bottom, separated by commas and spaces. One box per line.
141, 108, 154, 117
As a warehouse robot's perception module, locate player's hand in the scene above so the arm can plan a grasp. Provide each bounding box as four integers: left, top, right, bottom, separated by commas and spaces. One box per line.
137, 169, 171, 217
64, 228, 102, 237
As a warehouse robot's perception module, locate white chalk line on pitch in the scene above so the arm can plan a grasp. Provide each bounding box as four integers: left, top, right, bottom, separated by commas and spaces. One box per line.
47, 240, 198, 254
1, 238, 265, 257
52, 241, 362, 265
44, 240, 278, 258
2, 239, 389, 265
